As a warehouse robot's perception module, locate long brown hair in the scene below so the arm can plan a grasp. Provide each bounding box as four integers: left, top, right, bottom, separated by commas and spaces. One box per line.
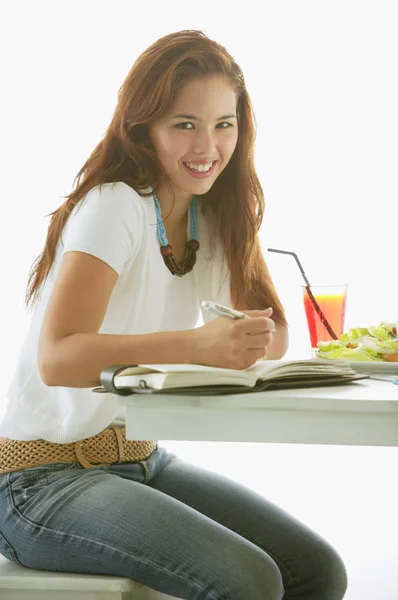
26, 29, 287, 327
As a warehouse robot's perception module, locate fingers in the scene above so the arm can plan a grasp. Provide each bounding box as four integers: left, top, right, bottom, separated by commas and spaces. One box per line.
238, 317, 276, 350
242, 307, 273, 319
246, 329, 275, 350
239, 307, 275, 331
241, 347, 270, 367
199, 307, 277, 368
236, 315, 276, 335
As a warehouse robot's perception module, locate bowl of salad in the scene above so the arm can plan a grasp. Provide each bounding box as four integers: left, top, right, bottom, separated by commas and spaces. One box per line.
315, 322, 398, 366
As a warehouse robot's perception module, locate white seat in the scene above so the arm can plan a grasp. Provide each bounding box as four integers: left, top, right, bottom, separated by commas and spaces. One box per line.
0, 555, 180, 600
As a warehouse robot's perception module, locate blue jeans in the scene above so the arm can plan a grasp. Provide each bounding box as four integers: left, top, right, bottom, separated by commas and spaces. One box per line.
0, 447, 347, 599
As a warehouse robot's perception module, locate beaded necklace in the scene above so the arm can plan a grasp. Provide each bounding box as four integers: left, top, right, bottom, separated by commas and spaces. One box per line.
154, 194, 200, 277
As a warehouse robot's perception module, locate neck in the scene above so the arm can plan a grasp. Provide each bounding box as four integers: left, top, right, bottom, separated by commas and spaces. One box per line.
154, 187, 194, 229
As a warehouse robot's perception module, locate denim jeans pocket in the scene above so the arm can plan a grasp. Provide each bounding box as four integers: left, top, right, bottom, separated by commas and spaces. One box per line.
10, 471, 50, 506
9, 463, 78, 508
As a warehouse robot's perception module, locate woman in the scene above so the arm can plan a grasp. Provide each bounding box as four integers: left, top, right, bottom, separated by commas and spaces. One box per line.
0, 30, 347, 600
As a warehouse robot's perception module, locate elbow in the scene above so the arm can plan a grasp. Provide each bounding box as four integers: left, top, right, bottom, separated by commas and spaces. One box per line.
268, 324, 289, 360
279, 325, 290, 358
38, 356, 58, 387
38, 341, 61, 387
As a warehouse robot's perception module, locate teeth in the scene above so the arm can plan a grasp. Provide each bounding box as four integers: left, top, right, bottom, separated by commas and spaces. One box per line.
185, 162, 213, 172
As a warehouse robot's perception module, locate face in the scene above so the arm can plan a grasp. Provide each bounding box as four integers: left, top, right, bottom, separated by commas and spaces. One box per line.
148, 74, 239, 203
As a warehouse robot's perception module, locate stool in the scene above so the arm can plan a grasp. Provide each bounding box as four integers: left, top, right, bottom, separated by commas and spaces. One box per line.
0, 555, 180, 600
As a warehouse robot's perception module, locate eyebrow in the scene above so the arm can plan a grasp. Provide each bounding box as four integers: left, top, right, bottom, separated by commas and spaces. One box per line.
171, 114, 237, 121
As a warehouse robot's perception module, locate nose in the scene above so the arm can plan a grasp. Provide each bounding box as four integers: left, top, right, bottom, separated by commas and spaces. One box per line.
192, 129, 217, 155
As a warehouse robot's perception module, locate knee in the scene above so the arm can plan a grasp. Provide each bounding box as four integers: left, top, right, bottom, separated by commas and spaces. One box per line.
325, 545, 348, 600
312, 541, 348, 600
225, 547, 284, 600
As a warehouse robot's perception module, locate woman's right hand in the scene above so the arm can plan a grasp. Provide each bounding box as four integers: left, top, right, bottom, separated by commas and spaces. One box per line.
191, 308, 275, 370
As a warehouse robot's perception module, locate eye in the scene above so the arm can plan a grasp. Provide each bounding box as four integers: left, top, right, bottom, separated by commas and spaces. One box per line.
174, 122, 194, 130
174, 122, 233, 130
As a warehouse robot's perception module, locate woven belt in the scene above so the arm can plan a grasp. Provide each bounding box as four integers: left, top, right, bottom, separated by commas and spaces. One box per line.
0, 427, 157, 475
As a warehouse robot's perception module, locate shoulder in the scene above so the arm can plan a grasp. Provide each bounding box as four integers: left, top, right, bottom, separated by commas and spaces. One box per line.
66, 182, 149, 238
77, 182, 148, 219
62, 182, 151, 273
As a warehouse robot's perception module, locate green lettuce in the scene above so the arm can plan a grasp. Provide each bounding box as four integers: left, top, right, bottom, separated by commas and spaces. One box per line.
338, 328, 369, 343
362, 338, 398, 353
316, 347, 383, 361
316, 340, 344, 353
315, 320, 397, 362
367, 322, 396, 341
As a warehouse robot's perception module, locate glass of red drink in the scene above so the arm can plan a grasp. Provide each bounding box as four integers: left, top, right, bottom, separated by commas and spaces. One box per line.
302, 285, 347, 353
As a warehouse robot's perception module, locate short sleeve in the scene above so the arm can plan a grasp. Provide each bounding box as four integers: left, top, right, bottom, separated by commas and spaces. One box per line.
62, 182, 144, 275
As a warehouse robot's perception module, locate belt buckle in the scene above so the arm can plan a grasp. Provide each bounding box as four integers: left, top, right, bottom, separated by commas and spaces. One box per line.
74, 427, 124, 469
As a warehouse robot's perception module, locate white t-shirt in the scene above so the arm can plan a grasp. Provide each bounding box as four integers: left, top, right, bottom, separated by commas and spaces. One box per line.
0, 182, 231, 443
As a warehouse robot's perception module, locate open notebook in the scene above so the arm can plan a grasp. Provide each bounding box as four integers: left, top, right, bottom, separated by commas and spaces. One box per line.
93, 359, 368, 396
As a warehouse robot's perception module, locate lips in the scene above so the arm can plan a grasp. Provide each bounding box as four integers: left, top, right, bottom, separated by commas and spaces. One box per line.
183, 161, 217, 179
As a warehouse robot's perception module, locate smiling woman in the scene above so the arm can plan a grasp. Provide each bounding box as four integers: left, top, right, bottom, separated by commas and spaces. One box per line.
148, 75, 238, 219
0, 29, 346, 600
24, 32, 287, 323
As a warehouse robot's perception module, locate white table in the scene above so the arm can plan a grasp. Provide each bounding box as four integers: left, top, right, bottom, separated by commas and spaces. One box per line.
120, 379, 398, 447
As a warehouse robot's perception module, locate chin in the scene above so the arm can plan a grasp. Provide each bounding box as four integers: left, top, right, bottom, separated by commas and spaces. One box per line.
180, 180, 215, 194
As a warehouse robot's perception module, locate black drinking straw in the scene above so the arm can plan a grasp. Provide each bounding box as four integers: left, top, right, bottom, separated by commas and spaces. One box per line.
267, 248, 338, 340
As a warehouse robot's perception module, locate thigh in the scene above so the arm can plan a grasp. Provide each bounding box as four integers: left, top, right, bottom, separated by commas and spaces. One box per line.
147, 455, 348, 599
0, 457, 283, 600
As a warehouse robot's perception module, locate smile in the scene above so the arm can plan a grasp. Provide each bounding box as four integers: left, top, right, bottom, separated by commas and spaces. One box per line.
183, 161, 217, 179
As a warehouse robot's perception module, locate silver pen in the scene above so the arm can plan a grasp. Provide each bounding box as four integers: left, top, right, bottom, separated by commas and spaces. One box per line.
201, 301, 277, 332
201, 300, 248, 320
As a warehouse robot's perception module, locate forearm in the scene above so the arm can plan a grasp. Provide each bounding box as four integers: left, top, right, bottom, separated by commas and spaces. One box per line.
39, 330, 195, 388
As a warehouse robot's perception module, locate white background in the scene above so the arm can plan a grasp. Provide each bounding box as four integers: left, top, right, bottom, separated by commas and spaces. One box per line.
1, 1, 397, 598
